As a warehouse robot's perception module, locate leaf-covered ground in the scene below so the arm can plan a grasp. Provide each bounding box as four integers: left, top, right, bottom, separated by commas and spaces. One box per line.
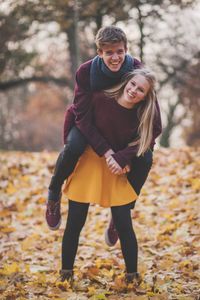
0, 147, 200, 300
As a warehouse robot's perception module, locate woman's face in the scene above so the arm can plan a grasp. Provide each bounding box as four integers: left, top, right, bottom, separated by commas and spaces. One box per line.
119, 74, 150, 109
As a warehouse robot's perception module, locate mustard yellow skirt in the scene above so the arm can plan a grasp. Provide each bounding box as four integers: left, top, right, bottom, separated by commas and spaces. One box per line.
63, 147, 137, 208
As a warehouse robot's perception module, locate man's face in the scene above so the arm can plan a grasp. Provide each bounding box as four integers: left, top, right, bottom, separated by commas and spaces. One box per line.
98, 42, 127, 72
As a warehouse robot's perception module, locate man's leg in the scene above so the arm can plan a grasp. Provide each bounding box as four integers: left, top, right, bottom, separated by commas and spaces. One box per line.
105, 149, 153, 246
46, 127, 87, 230
49, 126, 87, 193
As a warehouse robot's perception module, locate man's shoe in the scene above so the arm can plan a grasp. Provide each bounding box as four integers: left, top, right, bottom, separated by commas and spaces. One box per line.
105, 217, 118, 246
125, 272, 142, 286
45, 190, 62, 230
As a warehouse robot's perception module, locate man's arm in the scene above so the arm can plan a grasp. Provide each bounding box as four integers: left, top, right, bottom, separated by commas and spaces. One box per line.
67, 61, 113, 157
63, 105, 76, 143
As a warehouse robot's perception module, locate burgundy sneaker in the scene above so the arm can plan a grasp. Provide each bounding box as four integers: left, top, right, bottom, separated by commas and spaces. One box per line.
105, 217, 118, 246
45, 190, 62, 230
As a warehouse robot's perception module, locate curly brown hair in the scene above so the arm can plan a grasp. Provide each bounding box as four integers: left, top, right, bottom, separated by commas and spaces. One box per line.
95, 26, 127, 50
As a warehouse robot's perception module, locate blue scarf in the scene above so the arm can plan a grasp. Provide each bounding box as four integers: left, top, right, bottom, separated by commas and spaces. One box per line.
90, 54, 134, 91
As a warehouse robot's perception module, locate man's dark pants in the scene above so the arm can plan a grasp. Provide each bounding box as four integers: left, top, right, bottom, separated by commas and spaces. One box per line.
49, 127, 153, 196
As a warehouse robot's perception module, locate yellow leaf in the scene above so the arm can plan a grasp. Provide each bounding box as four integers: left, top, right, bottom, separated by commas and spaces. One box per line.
21, 175, 30, 182
1, 227, 16, 233
87, 286, 96, 296
21, 234, 41, 250
25, 264, 30, 273
56, 280, 71, 291
0, 262, 20, 275
6, 183, 17, 194
179, 260, 191, 268
147, 291, 156, 296
0, 210, 11, 217
36, 272, 47, 285
101, 268, 114, 278
16, 199, 25, 212
37, 197, 45, 204
10, 167, 20, 175
95, 293, 107, 300
190, 178, 200, 191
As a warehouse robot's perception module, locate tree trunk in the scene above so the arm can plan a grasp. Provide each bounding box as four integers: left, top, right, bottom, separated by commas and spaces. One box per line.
136, 5, 144, 62
66, 0, 81, 80
160, 99, 180, 147
95, 14, 103, 32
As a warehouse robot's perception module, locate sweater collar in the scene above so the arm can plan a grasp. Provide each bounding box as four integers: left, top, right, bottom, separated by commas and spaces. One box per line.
90, 54, 134, 90
101, 54, 133, 78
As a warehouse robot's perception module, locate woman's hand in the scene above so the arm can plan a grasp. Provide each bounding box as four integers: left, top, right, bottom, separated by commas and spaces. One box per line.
106, 156, 130, 175
123, 165, 131, 173
104, 149, 114, 158
106, 156, 122, 174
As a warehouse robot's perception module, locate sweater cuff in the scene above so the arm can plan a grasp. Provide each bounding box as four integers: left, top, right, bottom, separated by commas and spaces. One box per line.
95, 144, 111, 157
112, 152, 129, 169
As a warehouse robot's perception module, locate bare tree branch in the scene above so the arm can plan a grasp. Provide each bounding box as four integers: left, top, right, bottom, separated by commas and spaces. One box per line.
0, 76, 73, 91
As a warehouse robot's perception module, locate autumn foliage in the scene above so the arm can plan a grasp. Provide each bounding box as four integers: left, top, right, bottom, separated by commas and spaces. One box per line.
0, 148, 200, 299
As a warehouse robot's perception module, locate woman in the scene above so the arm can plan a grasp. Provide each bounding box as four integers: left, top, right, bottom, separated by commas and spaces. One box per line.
59, 68, 162, 285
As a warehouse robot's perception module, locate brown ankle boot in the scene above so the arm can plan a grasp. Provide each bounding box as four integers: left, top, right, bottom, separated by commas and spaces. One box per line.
125, 272, 142, 286
59, 269, 74, 283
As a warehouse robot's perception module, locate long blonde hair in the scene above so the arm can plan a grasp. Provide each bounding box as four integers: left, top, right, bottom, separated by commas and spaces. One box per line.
105, 68, 157, 156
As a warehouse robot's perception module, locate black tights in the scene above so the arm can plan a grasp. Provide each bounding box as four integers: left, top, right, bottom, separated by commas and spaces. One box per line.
62, 200, 138, 273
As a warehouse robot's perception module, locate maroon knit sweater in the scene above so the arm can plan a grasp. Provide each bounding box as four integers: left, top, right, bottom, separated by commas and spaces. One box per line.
63, 59, 162, 168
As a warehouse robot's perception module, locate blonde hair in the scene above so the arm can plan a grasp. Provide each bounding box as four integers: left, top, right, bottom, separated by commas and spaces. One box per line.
105, 68, 157, 156
95, 26, 127, 50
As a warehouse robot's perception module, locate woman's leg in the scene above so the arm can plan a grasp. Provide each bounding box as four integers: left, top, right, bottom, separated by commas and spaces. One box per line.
111, 203, 138, 273
106, 150, 152, 246
62, 200, 89, 270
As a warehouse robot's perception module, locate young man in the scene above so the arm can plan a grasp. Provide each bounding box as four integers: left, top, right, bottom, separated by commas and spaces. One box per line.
46, 26, 162, 247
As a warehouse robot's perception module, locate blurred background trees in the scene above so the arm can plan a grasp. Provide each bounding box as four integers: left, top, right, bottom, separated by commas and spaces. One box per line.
0, 0, 200, 151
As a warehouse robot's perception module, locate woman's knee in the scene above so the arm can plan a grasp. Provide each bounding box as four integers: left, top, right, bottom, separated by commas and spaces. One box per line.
111, 206, 132, 233
66, 201, 89, 232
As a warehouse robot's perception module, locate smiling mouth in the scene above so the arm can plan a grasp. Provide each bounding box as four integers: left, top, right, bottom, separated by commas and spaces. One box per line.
110, 62, 120, 65
128, 91, 135, 98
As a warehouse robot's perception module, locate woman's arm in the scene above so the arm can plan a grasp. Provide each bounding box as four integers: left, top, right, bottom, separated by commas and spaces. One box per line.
110, 100, 162, 169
